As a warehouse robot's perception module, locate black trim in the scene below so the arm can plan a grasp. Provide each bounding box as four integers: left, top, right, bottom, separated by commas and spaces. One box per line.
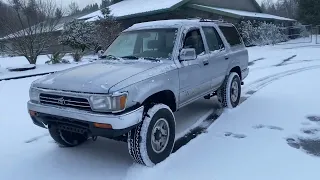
31, 113, 138, 138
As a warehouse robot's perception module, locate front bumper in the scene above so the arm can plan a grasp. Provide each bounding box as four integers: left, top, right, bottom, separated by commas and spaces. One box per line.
27, 101, 144, 130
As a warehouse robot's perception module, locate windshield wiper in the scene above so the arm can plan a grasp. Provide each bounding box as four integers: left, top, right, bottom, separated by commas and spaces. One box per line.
121, 55, 139, 59
143, 57, 161, 62
100, 54, 120, 60
121, 56, 161, 62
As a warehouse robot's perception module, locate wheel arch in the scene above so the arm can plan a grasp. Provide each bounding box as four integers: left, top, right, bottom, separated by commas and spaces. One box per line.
230, 66, 242, 80
141, 90, 177, 112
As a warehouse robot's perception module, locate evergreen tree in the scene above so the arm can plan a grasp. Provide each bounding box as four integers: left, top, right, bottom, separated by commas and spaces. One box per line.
82, 3, 99, 13
55, 8, 63, 18
100, 0, 111, 9
297, 0, 320, 25
94, 7, 122, 49
111, 0, 123, 4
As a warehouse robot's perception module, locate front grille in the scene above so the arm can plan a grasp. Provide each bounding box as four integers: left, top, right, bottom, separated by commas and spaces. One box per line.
39, 93, 91, 111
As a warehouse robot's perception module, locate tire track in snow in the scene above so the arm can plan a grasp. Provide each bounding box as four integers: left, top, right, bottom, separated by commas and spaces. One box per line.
275, 55, 297, 66
286, 115, 320, 157
173, 65, 320, 153
242, 65, 320, 97
25, 133, 49, 143
248, 58, 265, 66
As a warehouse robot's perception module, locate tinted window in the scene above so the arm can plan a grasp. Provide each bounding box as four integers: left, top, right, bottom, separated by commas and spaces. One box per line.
219, 26, 242, 46
183, 29, 205, 55
202, 27, 225, 52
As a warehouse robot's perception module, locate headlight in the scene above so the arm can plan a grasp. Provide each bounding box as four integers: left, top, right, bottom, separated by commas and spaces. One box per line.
29, 87, 40, 102
89, 92, 128, 112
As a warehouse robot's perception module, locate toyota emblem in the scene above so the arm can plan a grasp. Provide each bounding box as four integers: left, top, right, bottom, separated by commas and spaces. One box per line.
57, 97, 65, 105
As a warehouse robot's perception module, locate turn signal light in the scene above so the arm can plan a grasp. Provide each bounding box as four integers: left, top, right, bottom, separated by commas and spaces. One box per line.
29, 110, 37, 117
93, 123, 112, 129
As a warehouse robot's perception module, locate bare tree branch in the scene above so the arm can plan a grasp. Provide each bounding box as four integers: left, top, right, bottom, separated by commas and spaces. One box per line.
0, 0, 62, 64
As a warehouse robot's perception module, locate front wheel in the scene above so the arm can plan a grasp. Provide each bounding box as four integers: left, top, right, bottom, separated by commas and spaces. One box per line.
127, 104, 176, 167
217, 72, 241, 108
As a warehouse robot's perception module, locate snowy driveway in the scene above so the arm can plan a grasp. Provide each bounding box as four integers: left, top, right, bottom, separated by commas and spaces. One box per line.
130, 66, 320, 180
1, 43, 320, 180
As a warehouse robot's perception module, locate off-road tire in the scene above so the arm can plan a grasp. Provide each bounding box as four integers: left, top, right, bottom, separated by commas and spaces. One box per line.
49, 125, 88, 147
217, 72, 241, 108
127, 104, 176, 167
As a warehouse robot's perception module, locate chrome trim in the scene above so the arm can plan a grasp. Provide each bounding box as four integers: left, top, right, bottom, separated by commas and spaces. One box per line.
28, 101, 144, 130
39, 93, 92, 111
33, 87, 129, 113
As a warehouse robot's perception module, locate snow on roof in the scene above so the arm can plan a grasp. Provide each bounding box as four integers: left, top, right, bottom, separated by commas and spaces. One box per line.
191, 4, 295, 21
79, 0, 188, 20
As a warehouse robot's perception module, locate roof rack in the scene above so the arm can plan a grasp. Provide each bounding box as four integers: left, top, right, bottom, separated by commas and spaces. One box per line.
186, 17, 226, 23
199, 18, 225, 23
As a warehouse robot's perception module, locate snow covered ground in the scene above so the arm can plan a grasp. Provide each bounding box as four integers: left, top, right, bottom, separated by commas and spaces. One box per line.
1, 41, 320, 180
0, 54, 97, 80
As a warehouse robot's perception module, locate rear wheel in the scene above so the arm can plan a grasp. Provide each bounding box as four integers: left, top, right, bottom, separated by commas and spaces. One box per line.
49, 125, 88, 147
217, 72, 241, 108
127, 104, 175, 167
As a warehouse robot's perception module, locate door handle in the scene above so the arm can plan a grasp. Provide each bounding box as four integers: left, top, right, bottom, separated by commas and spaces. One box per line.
225, 56, 229, 60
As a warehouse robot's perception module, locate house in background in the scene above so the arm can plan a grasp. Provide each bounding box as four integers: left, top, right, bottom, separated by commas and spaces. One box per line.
0, 0, 295, 55
0, 12, 91, 55
80, 0, 295, 29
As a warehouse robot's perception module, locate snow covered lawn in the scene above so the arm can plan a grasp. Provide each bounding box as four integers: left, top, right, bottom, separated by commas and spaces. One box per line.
0, 54, 97, 80
1, 42, 320, 180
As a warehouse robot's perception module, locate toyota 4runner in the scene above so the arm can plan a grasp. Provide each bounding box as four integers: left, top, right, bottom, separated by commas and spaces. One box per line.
27, 19, 249, 167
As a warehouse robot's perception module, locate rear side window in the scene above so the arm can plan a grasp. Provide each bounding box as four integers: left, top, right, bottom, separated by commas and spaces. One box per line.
219, 26, 242, 46
202, 26, 224, 52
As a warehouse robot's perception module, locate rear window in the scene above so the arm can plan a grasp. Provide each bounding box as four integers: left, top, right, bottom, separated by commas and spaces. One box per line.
219, 26, 242, 46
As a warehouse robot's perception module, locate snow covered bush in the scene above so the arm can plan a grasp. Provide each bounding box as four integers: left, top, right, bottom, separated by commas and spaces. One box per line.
60, 20, 97, 52
46, 51, 66, 64
60, 8, 122, 54
71, 50, 84, 62
237, 21, 288, 46
292, 22, 309, 38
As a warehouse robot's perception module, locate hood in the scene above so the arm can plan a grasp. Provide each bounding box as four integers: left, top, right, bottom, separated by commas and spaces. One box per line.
32, 61, 161, 93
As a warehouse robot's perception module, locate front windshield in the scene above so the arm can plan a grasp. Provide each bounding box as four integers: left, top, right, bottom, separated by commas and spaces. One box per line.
103, 28, 178, 60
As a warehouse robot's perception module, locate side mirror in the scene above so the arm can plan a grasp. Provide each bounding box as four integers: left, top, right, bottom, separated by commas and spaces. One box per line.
179, 48, 196, 61
98, 50, 105, 58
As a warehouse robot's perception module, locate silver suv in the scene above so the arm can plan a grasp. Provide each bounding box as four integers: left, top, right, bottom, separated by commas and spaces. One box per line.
27, 19, 249, 167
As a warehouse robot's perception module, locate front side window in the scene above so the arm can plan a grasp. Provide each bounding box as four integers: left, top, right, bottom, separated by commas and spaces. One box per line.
183, 29, 205, 55
202, 26, 225, 52
104, 28, 178, 60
